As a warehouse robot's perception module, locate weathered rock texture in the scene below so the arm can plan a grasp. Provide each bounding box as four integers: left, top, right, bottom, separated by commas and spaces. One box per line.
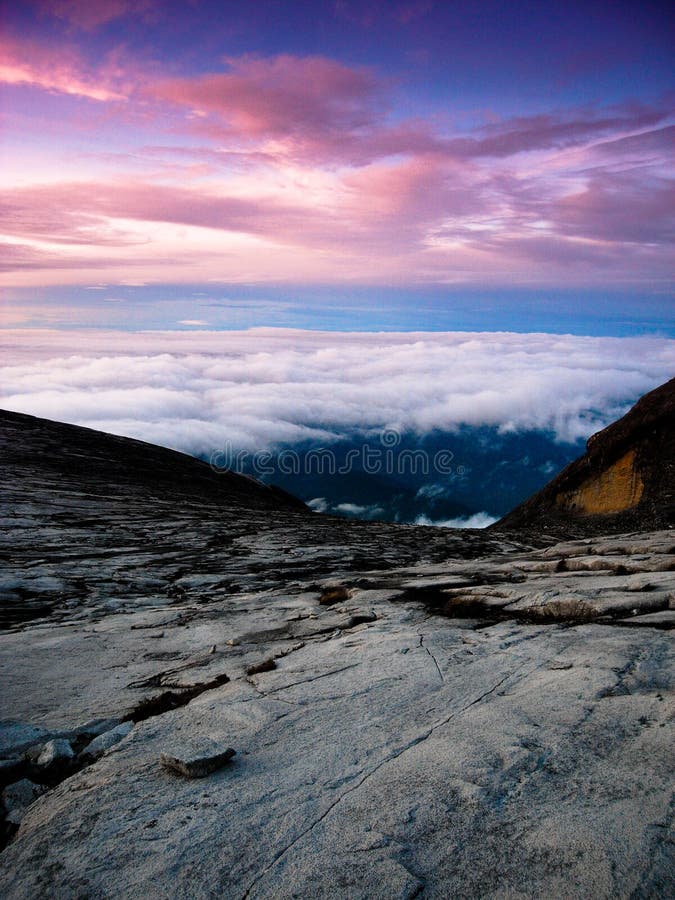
497, 376, 675, 535
0, 407, 673, 898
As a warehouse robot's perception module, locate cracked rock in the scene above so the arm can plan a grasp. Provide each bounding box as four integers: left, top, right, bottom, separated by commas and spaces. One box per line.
245, 658, 277, 676
343, 610, 377, 628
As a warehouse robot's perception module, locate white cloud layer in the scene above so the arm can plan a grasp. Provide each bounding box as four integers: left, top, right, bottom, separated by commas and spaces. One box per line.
1, 328, 673, 455
414, 513, 499, 529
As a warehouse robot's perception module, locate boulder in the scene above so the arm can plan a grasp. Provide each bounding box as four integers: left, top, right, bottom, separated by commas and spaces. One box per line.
0, 722, 51, 759
2, 779, 47, 816
80, 722, 133, 760
159, 742, 236, 778
36, 739, 74, 768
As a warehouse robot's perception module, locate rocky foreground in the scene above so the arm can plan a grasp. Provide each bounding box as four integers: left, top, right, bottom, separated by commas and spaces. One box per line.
0, 410, 673, 898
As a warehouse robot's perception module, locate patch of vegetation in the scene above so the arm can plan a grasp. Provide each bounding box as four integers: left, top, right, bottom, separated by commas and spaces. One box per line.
319, 585, 350, 606
526, 598, 598, 623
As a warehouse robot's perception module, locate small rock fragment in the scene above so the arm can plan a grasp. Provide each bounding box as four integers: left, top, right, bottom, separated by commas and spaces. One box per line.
81, 722, 133, 760
344, 610, 377, 628
160, 743, 236, 778
72, 717, 123, 739
37, 738, 74, 768
246, 658, 276, 676
548, 660, 573, 670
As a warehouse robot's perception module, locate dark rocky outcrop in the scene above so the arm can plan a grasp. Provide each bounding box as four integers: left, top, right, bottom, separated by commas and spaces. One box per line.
495, 377, 675, 536
0, 408, 307, 513
0, 408, 504, 632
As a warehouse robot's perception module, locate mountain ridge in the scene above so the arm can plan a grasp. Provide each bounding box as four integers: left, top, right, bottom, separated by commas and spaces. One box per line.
0, 407, 308, 513
496, 376, 675, 535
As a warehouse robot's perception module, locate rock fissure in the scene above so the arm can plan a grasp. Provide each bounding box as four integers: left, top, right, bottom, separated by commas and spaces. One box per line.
629, 792, 675, 900
260, 662, 362, 696
418, 634, 444, 682
239, 668, 524, 899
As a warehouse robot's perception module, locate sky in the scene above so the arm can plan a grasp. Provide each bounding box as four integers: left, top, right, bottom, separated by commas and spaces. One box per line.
1, 4, 673, 524
1, 0, 674, 332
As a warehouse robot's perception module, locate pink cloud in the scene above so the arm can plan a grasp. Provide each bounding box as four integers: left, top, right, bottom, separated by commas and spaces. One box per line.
1, 43, 672, 288
590, 124, 675, 157
442, 106, 669, 159
34, 0, 156, 31
554, 171, 675, 245
1, 147, 672, 286
0, 34, 126, 101
153, 55, 382, 140
0, 241, 158, 272
462, 233, 675, 286
0, 180, 343, 252
151, 55, 670, 169
338, 105, 670, 167
2, 39, 641, 177
341, 155, 485, 251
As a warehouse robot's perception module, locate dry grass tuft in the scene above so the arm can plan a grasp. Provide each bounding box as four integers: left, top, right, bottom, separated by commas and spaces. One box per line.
319, 585, 350, 606
528, 598, 598, 622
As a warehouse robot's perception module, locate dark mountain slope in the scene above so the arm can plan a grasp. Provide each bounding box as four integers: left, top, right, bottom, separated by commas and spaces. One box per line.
0, 408, 505, 630
495, 376, 675, 535
0, 408, 307, 512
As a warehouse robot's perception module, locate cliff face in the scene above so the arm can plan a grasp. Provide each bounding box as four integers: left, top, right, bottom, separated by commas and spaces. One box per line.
496, 377, 675, 535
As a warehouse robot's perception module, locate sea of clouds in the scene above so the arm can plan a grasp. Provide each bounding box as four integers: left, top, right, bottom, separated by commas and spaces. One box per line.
1, 328, 673, 458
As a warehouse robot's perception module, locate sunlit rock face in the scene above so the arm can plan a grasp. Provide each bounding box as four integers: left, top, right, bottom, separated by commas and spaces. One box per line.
497, 377, 674, 535
555, 448, 645, 515
0, 403, 673, 899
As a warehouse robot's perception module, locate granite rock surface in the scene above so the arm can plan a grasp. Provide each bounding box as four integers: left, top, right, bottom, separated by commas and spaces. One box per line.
0, 409, 673, 898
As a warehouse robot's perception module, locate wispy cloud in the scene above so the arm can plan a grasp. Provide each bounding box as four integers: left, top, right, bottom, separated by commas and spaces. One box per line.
1, 37, 672, 288
0, 35, 126, 101
152, 55, 383, 144
34, 0, 157, 31
151, 55, 669, 166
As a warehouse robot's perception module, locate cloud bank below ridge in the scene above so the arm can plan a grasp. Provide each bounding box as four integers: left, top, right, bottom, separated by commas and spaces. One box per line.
1, 329, 673, 456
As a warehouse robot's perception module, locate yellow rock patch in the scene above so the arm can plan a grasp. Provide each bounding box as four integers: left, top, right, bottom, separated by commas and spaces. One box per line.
555, 449, 644, 516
